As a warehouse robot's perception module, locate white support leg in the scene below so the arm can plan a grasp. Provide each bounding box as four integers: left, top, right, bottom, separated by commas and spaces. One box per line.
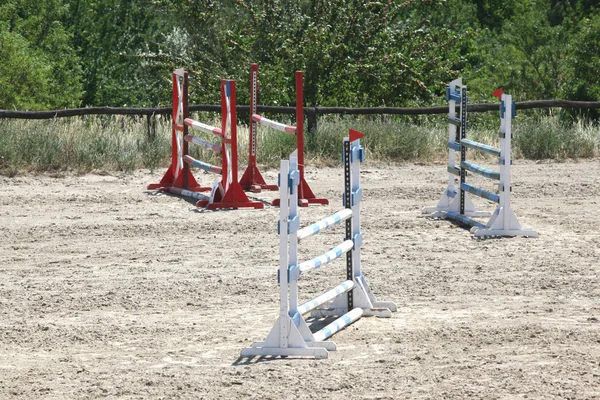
240, 315, 330, 359
471, 206, 538, 238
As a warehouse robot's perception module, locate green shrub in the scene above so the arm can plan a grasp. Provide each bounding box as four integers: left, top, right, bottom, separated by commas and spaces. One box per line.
514, 117, 599, 160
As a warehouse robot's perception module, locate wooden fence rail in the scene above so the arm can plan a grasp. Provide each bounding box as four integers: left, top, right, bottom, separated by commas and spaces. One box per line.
1, 100, 599, 136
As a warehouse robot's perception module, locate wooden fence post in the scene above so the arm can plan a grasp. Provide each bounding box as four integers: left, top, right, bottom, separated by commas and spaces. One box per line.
306, 107, 318, 135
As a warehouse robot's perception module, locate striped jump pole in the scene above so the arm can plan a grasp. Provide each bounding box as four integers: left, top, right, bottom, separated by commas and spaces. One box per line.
184, 118, 222, 137
183, 134, 221, 153
183, 155, 222, 175
251, 114, 296, 134
166, 187, 209, 202
425, 83, 537, 238
241, 130, 396, 360
297, 208, 353, 241
241, 64, 328, 207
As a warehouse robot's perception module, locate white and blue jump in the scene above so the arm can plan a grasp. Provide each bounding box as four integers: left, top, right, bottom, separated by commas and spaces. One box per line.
423, 79, 537, 238
241, 131, 396, 359
422, 78, 490, 219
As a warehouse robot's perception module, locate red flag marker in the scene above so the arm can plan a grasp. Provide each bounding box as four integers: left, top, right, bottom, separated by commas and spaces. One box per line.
492, 88, 503, 99
349, 129, 365, 142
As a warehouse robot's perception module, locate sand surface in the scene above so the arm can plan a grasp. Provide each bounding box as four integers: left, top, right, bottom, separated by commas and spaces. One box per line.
1, 159, 599, 399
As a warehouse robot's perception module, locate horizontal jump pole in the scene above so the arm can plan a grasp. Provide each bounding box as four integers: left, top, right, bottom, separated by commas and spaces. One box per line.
297, 209, 353, 241
448, 117, 462, 126
298, 239, 354, 274
460, 161, 500, 180
296, 280, 355, 317
460, 139, 501, 157
447, 141, 461, 152
460, 183, 500, 203
312, 308, 364, 342
184, 118, 222, 136
252, 114, 296, 134
445, 212, 486, 229
447, 166, 461, 176
165, 187, 209, 201
447, 166, 472, 177
183, 155, 222, 175
184, 135, 221, 153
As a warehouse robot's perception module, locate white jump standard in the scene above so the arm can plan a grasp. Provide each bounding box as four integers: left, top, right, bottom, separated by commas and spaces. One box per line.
424, 82, 537, 238
241, 130, 396, 359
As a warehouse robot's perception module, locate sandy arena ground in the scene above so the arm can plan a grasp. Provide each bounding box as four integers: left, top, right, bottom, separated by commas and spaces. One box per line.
1, 159, 599, 399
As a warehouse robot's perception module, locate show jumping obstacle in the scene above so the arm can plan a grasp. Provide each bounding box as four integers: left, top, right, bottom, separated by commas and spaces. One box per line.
422, 78, 489, 219
148, 69, 262, 210
241, 64, 328, 207
241, 130, 396, 359
423, 80, 537, 238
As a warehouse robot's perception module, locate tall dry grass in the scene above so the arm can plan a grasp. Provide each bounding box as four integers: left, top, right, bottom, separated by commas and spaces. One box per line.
1, 113, 598, 176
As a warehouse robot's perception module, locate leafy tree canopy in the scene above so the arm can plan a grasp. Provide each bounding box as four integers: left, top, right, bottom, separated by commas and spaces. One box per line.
0, 0, 598, 111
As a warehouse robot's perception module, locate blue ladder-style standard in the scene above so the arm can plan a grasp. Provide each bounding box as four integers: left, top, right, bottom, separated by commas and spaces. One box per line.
424, 81, 537, 238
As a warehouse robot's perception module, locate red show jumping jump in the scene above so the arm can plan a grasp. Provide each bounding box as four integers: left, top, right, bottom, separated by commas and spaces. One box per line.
148, 69, 263, 210
240, 64, 328, 207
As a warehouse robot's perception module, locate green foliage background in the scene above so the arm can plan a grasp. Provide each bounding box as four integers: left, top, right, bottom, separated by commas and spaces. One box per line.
0, 0, 599, 112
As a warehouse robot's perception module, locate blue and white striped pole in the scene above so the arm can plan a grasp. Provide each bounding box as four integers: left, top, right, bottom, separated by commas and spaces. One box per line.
312, 308, 364, 342
297, 209, 353, 241
296, 280, 355, 316
298, 240, 354, 273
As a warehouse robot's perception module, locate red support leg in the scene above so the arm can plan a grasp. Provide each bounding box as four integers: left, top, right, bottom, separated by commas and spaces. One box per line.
240, 164, 278, 193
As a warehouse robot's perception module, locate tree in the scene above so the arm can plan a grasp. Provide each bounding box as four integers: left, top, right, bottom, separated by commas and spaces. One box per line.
563, 13, 600, 119
0, 0, 82, 109
65, 0, 174, 107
